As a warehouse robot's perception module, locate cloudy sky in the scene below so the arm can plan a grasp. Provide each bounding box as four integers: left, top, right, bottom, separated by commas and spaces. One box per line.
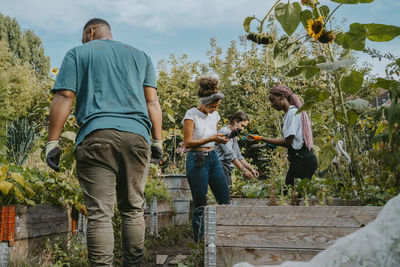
1, 0, 399, 77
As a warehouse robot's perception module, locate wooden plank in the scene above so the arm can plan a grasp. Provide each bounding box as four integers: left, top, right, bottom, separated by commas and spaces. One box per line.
144, 201, 172, 213
216, 247, 321, 266
156, 255, 168, 265
169, 254, 187, 265
215, 205, 381, 227
144, 213, 173, 230
215, 225, 358, 249
15, 205, 70, 240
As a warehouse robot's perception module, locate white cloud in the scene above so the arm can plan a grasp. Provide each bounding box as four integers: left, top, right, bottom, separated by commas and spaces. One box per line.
0, 0, 274, 33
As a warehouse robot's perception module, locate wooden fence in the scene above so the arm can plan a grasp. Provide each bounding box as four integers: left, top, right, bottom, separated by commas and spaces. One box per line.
204, 205, 382, 266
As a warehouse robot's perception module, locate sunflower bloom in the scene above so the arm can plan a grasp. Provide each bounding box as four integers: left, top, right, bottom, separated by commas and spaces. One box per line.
307, 17, 324, 41
301, 0, 318, 7
51, 67, 59, 75
318, 30, 335, 44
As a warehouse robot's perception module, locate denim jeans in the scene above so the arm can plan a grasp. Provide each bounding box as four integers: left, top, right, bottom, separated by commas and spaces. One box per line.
185, 150, 230, 241
75, 129, 150, 266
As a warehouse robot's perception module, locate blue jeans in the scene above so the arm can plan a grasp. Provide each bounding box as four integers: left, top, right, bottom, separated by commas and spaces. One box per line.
186, 150, 230, 241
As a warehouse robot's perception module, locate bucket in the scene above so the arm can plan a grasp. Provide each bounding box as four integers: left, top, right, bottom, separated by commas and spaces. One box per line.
161, 174, 191, 226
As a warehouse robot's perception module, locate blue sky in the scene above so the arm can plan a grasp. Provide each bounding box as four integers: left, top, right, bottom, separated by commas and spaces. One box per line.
1, 0, 399, 77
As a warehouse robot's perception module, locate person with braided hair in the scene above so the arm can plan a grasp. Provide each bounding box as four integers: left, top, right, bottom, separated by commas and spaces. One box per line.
182, 76, 230, 242
247, 84, 318, 188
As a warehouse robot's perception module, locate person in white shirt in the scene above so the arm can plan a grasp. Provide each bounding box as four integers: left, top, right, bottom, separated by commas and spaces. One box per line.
246, 84, 318, 188
182, 77, 230, 242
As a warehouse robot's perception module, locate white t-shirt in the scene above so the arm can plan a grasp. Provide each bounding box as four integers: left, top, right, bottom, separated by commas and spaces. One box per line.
182, 107, 220, 147
282, 105, 304, 150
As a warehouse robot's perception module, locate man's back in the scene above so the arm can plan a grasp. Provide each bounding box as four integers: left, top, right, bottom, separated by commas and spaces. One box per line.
53, 39, 157, 145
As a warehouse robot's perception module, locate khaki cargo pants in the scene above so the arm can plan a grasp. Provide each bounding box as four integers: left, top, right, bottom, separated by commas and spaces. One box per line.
75, 129, 150, 267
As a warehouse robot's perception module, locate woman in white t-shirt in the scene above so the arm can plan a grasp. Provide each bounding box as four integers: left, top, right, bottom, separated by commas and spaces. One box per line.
247, 85, 318, 188
182, 77, 230, 242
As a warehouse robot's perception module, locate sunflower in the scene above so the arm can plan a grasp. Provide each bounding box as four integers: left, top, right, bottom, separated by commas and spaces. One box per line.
51, 67, 59, 75
318, 30, 335, 44
301, 0, 318, 7
307, 16, 324, 41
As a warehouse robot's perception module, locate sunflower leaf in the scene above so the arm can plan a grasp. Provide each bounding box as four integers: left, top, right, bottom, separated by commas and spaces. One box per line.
273, 37, 301, 67
330, 0, 374, 3
335, 23, 366, 51
243, 16, 256, 33
347, 110, 359, 126
275, 2, 302, 36
364, 23, 400, 42
340, 70, 364, 95
313, 6, 330, 18
316, 58, 355, 71
300, 10, 313, 29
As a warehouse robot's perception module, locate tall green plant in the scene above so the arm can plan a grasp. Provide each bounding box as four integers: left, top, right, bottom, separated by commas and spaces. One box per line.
6, 118, 36, 165
244, 0, 400, 198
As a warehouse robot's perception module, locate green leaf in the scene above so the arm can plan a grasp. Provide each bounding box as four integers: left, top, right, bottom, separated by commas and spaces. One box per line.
313, 6, 330, 18
13, 185, 24, 201
10, 172, 25, 187
340, 70, 364, 95
243, 16, 256, 33
396, 58, 400, 68
0, 181, 13, 195
373, 78, 399, 90
0, 166, 8, 181
319, 144, 335, 171
364, 23, 400, 42
298, 89, 331, 112
336, 111, 346, 125
275, 2, 302, 36
286, 56, 326, 79
316, 58, 355, 71
273, 37, 301, 68
347, 109, 359, 126
25, 199, 36, 206
300, 10, 313, 29
387, 103, 400, 141
335, 23, 366, 51
167, 113, 175, 123
330, 0, 374, 3
344, 98, 370, 113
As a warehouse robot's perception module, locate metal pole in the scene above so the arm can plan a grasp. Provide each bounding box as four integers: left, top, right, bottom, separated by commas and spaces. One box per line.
0, 242, 9, 267
204, 205, 216, 267
149, 197, 158, 236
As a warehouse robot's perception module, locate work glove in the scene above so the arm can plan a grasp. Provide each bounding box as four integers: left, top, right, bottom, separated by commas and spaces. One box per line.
226, 128, 241, 139
46, 140, 61, 172
150, 140, 163, 164
242, 134, 262, 142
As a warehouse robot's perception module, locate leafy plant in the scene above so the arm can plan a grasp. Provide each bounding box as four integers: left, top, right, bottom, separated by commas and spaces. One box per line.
6, 118, 37, 165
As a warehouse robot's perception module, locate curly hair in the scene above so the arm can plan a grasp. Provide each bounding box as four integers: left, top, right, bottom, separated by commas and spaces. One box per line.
197, 77, 219, 97
229, 111, 249, 124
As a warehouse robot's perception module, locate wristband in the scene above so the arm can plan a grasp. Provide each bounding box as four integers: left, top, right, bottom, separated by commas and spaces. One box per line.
46, 140, 60, 157
151, 139, 163, 149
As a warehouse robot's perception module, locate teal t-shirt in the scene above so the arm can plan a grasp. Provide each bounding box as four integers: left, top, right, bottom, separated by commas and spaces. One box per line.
53, 39, 157, 146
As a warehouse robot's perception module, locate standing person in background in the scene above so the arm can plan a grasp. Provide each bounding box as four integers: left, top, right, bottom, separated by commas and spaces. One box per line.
246, 85, 318, 188
216, 111, 259, 186
45, 18, 163, 266
182, 77, 230, 242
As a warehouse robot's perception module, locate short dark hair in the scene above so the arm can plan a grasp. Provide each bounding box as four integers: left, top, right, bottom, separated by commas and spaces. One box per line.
197, 77, 219, 97
229, 111, 249, 124
83, 18, 111, 31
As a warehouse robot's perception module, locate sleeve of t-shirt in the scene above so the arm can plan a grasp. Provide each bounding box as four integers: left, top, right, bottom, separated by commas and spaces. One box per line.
182, 109, 195, 125
52, 49, 77, 93
234, 138, 244, 161
282, 109, 297, 138
143, 54, 157, 89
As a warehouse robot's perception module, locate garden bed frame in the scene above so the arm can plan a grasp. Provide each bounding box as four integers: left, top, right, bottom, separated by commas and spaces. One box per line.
204, 204, 382, 266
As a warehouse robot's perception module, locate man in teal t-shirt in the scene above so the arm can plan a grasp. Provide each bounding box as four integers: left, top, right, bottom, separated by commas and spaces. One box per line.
45, 18, 162, 266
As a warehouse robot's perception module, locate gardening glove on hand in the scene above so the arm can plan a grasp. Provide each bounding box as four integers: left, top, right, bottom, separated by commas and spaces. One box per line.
46, 140, 61, 172
150, 140, 163, 164
243, 134, 262, 142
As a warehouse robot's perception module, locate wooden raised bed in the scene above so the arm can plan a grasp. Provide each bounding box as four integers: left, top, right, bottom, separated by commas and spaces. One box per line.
204, 205, 382, 266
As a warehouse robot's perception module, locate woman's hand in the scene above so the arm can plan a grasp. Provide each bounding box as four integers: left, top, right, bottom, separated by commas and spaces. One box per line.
213, 134, 229, 144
